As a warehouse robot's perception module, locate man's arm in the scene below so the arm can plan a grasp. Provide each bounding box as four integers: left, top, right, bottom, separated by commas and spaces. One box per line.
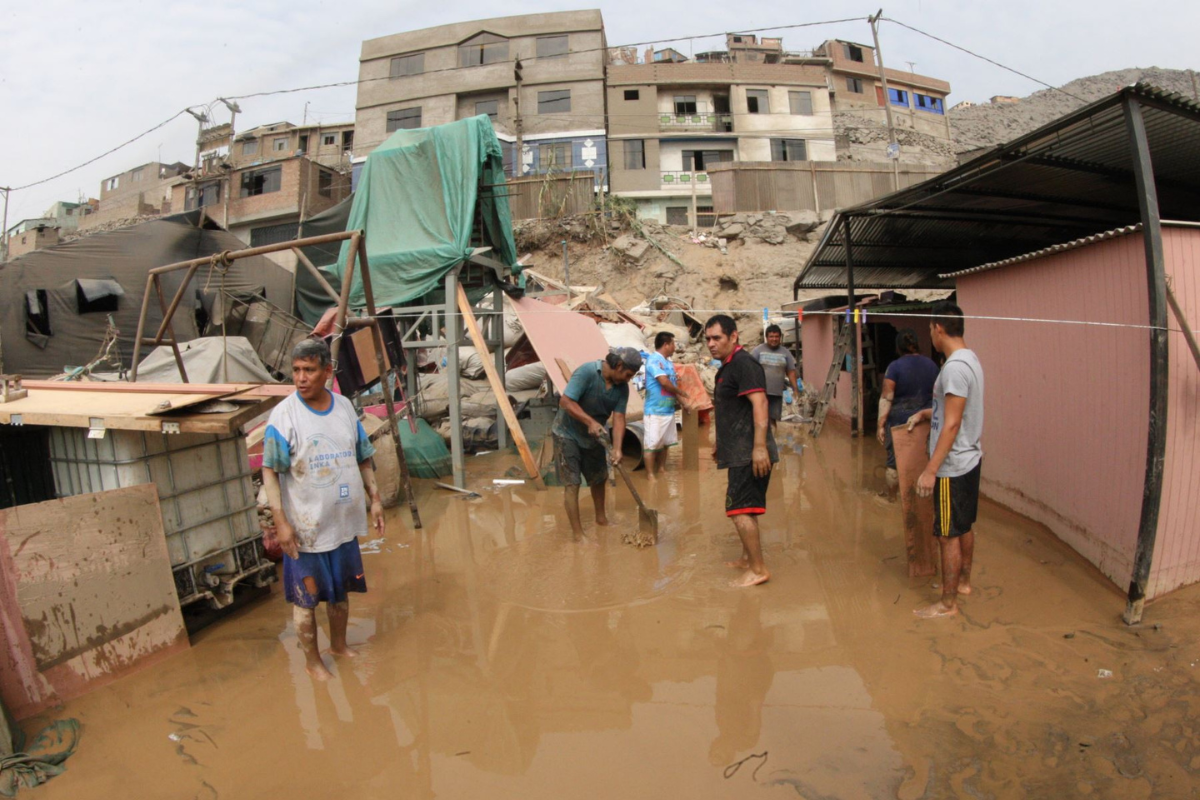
560, 395, 605, 439
262, 467, 299, 559
609, 412, 627, 464
655, 374, 680, 397
359, 460, 386, 536
747, 392, 772, 477
917, 395, 966, 497
877, 377, 896, 445
786, 368, 802, 399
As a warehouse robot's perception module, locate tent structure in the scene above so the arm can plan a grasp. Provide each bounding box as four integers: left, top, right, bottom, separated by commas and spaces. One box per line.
127, 337, 277, 384
0, 211, 294, 378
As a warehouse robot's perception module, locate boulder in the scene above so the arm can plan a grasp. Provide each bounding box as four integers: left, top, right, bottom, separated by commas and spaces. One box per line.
612, 234, 651, 263
719, 222, 745, 239
781, 210, 821, 235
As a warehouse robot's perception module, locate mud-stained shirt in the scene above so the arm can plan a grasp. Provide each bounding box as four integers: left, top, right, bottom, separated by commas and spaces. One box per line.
713, 347, 778, 469
262, 390, 375, 553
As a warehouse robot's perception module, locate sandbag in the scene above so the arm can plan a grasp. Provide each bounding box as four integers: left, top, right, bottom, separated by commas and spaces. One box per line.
360, 414, 403, 507
505, 362, 547, 392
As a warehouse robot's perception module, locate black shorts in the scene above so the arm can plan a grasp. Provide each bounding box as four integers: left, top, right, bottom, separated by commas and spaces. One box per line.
553, 434, 608, 487
767, 394, 783, 422
725, 464, 771, 517
933, 461, 981, 538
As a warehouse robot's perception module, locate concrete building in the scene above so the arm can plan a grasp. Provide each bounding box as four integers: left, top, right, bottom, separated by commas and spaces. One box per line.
356, 11, 608, 187
231, 121, 356, 172
81, 162, 190, 230
814, 39, 952, 141
606, 60, 835, 225
42, 201, 84, 233
5, 221, 59, 259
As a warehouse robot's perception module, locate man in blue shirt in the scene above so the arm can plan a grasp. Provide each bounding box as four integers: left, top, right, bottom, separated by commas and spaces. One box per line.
552, 348, 641, 542
643, 331, 681, 480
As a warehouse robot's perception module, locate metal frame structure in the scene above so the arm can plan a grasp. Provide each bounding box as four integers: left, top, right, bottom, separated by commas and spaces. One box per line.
792, 83, 1200, 623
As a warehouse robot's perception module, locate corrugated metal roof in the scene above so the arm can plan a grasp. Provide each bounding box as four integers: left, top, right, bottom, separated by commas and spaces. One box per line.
938, 225, 1142, 278
795, 83, 1200, 293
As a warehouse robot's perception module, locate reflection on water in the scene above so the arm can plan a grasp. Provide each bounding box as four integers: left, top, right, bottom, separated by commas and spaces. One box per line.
30, 422, 1200, 800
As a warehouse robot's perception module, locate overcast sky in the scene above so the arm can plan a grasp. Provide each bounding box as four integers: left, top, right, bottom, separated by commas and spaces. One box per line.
2, 0, 1196, 224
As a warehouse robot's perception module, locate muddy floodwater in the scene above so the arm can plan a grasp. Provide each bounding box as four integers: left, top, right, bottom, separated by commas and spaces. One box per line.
24, 425, 1200, 799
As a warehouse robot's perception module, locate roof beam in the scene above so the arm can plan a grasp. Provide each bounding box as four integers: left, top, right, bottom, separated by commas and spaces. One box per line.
948, 186, 1134, 215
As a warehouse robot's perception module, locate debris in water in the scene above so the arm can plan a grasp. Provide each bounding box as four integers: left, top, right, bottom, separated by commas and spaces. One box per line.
1064, 632, 1076, 639
723, 751, 768, 781
1097, 669, 1113, 679
493, 479, 525, 486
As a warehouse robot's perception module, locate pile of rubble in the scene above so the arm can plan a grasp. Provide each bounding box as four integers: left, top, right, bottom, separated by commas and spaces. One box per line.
705, 210, 828, 247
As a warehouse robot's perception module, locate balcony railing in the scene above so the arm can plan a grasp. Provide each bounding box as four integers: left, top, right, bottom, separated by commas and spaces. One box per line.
659, 113, 734, 133
660, 171, 714, 189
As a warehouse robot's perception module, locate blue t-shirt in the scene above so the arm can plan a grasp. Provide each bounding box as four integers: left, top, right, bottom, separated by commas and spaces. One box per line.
643, 352, 677, 417
884, 354, 940, 419
551, 360, 630, 449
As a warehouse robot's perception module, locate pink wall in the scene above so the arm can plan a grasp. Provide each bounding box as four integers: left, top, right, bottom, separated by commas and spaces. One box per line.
957, 232, 1152, 591
1149, 226, 1200, 597
800, 315, 853, 420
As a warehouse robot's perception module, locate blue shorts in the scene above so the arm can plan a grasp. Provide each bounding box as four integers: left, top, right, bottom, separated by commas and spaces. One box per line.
283, 538, 367, 608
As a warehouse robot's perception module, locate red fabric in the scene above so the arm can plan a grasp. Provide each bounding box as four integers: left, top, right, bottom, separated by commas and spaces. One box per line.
726, 507, 766, 517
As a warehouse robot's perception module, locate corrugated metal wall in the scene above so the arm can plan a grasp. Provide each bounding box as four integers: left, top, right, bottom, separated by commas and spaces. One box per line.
958, 233, 1151, 592
709, 162, 945, 214
504, 172, 596, 221
1149, 226, 1200, 598
800, 315, 853, 420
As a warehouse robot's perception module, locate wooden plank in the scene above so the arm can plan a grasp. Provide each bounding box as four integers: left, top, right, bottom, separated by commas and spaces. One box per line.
892, 422, 939, 578
0, 485, 188, 719
457, 285, 545, 487
0, 389, 280, 434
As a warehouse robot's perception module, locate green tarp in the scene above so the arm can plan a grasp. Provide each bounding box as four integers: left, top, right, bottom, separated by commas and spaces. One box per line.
326, 115, 518, 313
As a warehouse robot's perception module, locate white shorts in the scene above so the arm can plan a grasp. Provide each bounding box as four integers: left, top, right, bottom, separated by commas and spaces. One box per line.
642, 414, 678, 452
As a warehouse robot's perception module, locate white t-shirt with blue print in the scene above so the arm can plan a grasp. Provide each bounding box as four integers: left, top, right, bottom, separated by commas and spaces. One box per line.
262, 390, 376, 553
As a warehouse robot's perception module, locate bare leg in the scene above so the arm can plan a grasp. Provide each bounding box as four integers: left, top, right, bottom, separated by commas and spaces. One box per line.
564, 484, 585, 540
726, 544, 750, 569
645, 451, 660, 479
327, 600, 358, 657
591, 481, 609, 527
915, 537, 961, 618
730, 515, 769, 587
293, 605, 333, 681
957, 530, 975, 595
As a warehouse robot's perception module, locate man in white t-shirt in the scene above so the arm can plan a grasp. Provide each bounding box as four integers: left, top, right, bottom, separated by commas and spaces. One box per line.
906, 302, 984, 620
262, 339, 386, 680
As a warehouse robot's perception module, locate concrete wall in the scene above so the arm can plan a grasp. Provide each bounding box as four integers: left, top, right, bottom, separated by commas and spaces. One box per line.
7, 227, 59, 258
956, 233, 1151, 594
608, 138, 661, 193
800, 314, 853, 420
169, 158, 350, 229
607, 84, 658, 136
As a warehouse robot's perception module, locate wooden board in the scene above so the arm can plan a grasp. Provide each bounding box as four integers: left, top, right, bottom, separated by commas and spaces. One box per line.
0, 388, 280, 434
0, 484, 188, 720
892, 422, 939, 578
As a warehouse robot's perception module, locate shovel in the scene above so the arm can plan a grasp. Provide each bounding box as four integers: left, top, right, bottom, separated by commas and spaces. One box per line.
601, 436, 659, 548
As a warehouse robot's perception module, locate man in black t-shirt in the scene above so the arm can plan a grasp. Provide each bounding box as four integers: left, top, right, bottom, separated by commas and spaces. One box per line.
705, 315, 778, 587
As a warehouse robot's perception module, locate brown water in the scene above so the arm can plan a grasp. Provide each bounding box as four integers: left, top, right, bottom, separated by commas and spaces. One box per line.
23, 425, 1200, 799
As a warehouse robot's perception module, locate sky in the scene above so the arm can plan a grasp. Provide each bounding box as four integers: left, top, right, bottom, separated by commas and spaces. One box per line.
1, 0, 1197, 226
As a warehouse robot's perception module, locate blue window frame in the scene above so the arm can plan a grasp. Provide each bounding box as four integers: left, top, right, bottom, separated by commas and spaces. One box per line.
915, 93, 945, 114
888, 88, 909, 108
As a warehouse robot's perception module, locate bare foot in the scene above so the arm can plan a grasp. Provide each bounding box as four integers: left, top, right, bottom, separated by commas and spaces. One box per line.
957, 583, 973, 596
577, 534, 600, 548
913, 601, 958, 619
330, 645, 360, 658
730, 569, 770, 588
725, 558, 750, 569
305, 658, 334, 681
595, 516, 610, 527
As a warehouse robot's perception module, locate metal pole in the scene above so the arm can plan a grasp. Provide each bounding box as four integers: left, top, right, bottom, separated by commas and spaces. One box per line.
868, 10, 901, 190
843, 215, 860, 438
445, 270, 466, 488
328, 232, 361, 380
493, 284, 508, 450
1122, 94, 1170, 626
562, 240, 570, 305
1, 187, 9, 262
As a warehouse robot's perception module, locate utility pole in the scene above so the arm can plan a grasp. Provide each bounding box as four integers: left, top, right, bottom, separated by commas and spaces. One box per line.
868, 10, 900, 190
1, 186, 10, 263
513, 57, 524, 178
218, 98, 241, 231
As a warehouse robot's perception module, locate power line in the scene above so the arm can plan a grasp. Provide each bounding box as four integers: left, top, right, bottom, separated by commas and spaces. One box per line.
881, 18, 1086, 102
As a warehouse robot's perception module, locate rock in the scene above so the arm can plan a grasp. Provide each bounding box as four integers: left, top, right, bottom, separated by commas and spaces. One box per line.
781, 210, 821, 235
612, 234, 651, 264
719, 222, 745, 239
818, 209, 836, 223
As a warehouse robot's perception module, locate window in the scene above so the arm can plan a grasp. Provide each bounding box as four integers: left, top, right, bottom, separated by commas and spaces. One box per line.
846, 77, 864, 94
770, 139, 807, 162
476, 100, 499, 122
74, 278, 124, 314
459, 33, 508, 67
239, 167, 282, 197
242, 140, 259, 156
624, 140, 645, 170
624, 89, 639, 101
539, 142, 572, 171
842, 43, 865, 62
746, 89, 769, 114
273, 137, 289, 152
250, 223, 299, 248
298, 134, 309, 152
537, 35, 568, 59
131, 167, 144, 182
666, 207, 689, 226
697, 205, 716, 228
25, 290, 51, 344
184, 182, 221, 211
386, 107, 422, 132
342, 131, 354, 150
389, 53, 425, 78
104, 177, 119, 191
318, 169, 334, 198
538, 90, 571, 114
322, 134, 336, 146
674, 95, 697, 115
789, 90, 814, 115
888, 87, 910, 107
681, 150, 733, 171
915, 93, 945, 114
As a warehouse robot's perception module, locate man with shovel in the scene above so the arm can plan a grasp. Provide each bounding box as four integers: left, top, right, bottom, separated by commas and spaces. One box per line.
705, 315, 778, 587
553, 348, 641, 542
